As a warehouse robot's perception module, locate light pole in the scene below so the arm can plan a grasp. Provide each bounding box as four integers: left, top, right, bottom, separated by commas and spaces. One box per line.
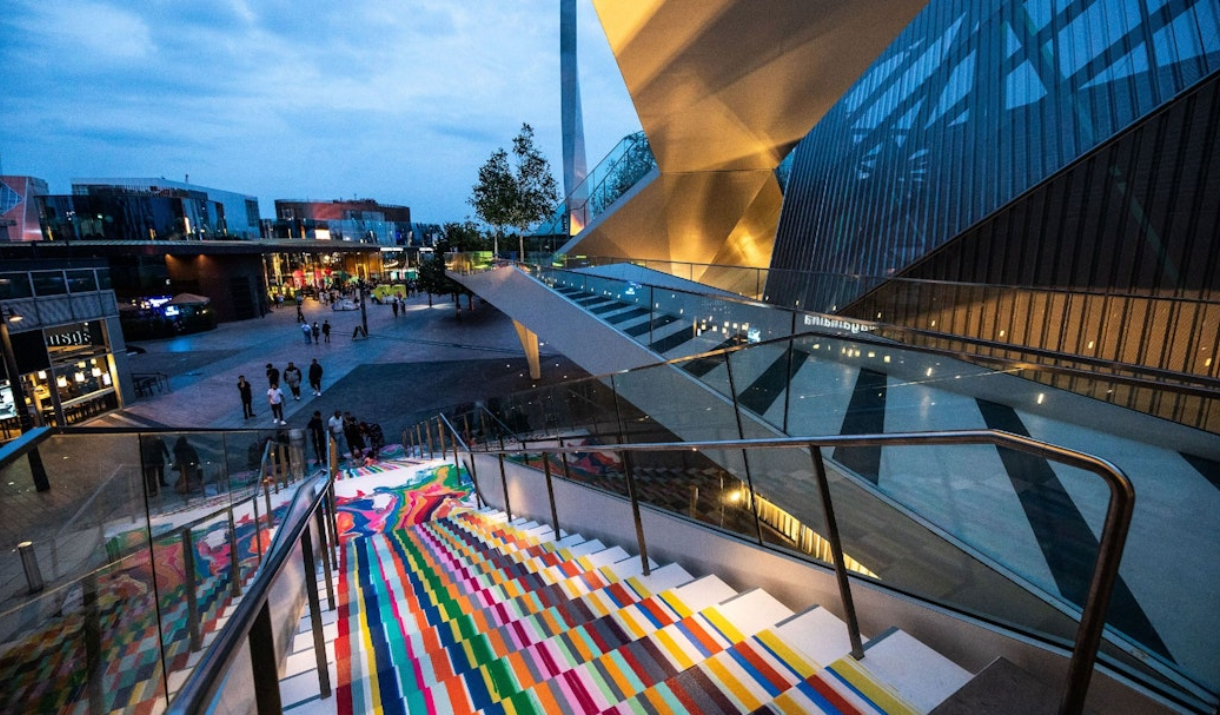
1, 306, 50, 491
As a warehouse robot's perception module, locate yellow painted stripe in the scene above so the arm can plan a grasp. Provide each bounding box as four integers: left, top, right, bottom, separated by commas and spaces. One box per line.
623, 576, 650, 599
702, 608, 745, 643
659, 591, 691, 619
616, 607, 648, 640
754, 630, 818, 677
830, 657, 920, 715
652, 628, 698, 671
704, 656, 765, 710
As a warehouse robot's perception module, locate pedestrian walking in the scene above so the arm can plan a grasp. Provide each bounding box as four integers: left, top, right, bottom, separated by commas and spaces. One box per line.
327, 409, 348, 457
391, 297, 399, 318
141, 434, 171, 496
308, 358, 323, 396
307, 410, 326, 466
296, 303, 305, 323
266, 363, 279, 388
238, 375, 255, 418
268, 383, 286, 424
311, 321, 321, 344
283, 361, 303, 400
301, 321, 312, 344
322, 319, 331, 343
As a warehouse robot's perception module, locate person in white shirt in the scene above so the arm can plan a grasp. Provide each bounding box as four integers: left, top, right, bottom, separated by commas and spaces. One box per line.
327, 409, 348, 457
267, 383, 286, 425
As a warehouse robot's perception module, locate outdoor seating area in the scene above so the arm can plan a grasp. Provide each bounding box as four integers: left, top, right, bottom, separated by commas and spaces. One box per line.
131, 371, 171, 397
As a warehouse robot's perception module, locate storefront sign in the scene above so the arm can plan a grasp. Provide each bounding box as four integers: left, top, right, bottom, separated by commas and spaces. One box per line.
803, 314, 876, 334
45, 321, 104, 348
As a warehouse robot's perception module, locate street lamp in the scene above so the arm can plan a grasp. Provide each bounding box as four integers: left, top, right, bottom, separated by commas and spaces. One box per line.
1, 306, 50, 491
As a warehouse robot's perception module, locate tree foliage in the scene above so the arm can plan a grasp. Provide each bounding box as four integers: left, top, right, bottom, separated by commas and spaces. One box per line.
468, 123, 559, 257
439, 219, 490, 254
415, 254, 454, 307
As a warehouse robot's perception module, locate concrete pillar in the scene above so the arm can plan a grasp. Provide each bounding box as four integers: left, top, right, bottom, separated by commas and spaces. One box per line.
513, 320, 541, 381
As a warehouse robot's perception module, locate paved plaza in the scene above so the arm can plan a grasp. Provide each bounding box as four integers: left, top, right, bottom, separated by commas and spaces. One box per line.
98, 291, 588, 443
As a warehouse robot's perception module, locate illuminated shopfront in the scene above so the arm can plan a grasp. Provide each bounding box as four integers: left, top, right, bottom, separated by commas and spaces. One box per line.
9, 322, 119, 429
1, 261, 127, 440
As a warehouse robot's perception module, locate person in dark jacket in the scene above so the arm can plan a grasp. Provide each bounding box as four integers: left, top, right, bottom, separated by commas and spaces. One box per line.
343, 412, 365, 461
238, 375, 255, 418
282, 361, 303, 400
307, 410, 326, 466
141, 435, 171, 496
308, 358, 323, 396
172, 436, 201, 493
265, 363, 279, 388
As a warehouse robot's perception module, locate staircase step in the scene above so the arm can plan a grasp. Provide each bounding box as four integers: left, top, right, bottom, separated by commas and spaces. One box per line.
325, 491, 972, 715
454, 582, 775, 713
854, 628, 973, 713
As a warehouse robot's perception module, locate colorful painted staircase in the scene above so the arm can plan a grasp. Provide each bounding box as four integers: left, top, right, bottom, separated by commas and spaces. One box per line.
286, 486, 975, 714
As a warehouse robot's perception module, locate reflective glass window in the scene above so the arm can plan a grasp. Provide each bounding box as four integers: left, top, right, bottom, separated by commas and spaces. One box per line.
0, 273, 33, 299
66, 270, 98, 293
32, 271, 68, 296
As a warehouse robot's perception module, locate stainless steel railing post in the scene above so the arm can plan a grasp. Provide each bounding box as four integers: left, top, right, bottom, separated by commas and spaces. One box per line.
621, 451, 651, 576
227, 506, 242, 597
316, 508, 336, 610
301, 524, 332, 699
251, 489, 264, 564
543, 452, 560, 539
810, 445, 864, 660
498, 435, 512, 521
181, 526, 202, 652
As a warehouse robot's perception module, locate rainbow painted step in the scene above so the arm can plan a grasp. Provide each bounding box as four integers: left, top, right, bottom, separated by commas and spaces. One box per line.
309, 504, 974, 715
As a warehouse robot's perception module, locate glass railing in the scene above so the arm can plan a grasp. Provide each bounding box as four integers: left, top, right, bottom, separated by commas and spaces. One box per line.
0, 427, 315, 713
169, 462, 337, 715
532, 264, 1220, 434
420, 326, 1220, 712
534, 131, 656, 239
437, 423, 1137, 714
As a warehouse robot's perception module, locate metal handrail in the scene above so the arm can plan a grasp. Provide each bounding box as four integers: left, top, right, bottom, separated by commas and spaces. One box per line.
444, 426, 1133, 715
167, 468, 336, 714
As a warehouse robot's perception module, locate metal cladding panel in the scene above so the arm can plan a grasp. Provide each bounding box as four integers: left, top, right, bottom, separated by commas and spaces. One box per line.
771, 0, 1220, 311
564, 170, 780, 276
594, 0, 931, 174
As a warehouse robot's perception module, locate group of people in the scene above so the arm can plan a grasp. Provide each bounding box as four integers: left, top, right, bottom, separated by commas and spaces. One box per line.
305, 409, 385, 467
300, 319, 331, 344
236, 358, 325, 425
141, 434, 202, 496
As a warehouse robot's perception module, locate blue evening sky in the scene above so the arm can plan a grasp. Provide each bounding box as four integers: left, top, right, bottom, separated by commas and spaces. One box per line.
0, 0, 640, 223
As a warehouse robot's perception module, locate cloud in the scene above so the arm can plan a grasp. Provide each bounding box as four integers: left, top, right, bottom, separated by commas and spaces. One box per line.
0, 0, 641, 221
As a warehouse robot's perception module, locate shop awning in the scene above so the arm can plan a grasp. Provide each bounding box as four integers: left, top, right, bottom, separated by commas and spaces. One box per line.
166, 293, 211, 305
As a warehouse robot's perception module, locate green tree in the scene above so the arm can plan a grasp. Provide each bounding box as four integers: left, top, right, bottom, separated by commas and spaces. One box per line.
439, 219, 490, 254
415, 254, 451, 307
468, 123, 559, 261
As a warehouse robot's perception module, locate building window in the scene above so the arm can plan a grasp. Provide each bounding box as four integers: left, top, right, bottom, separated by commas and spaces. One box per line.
66, 270, 99, 293
32, 271, 68, 296
0, 273, 34, 299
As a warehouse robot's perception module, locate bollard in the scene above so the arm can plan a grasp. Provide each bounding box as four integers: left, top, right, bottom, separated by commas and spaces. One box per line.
17, 542, 44, 593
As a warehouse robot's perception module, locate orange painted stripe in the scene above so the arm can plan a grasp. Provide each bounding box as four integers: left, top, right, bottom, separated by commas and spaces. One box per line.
533, 680, 565, 713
